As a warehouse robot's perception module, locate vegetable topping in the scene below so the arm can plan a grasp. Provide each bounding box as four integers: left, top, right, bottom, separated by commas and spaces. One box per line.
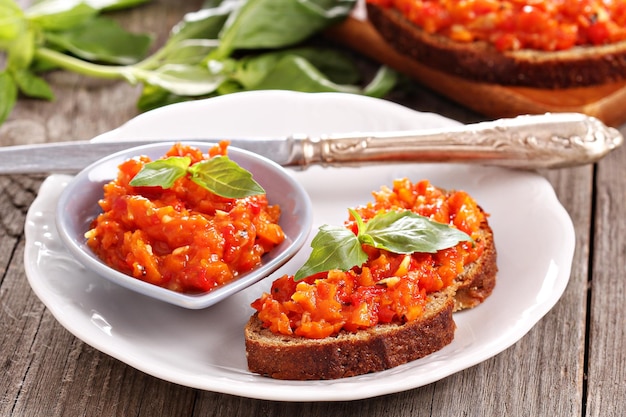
251, 179, 487, 339
369, 0, 626, 51
85, 142, 284, 293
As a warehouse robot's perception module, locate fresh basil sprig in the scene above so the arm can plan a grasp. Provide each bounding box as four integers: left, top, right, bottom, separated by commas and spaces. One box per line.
294, 209, 472, 281
1, 0, 397, 125
129, 155, 265, 198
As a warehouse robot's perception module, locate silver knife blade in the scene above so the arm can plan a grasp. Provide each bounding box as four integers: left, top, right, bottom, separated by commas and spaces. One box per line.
0, 137, 298, 175
0, 112, 622, 174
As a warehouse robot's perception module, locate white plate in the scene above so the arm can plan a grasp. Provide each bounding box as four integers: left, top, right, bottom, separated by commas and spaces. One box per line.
24, 91, 575, 402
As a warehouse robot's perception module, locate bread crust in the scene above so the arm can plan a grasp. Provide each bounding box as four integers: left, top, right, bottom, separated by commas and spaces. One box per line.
367, 3, 626, 89
453, 215, 497, 311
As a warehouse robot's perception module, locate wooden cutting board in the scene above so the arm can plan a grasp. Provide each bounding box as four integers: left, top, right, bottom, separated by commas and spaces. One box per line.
325, 12, 626, 127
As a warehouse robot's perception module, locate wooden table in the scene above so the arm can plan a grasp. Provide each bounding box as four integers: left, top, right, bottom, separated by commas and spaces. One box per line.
2, 2, 625, 416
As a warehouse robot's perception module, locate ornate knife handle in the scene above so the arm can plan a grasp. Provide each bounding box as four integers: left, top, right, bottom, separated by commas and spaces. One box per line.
298, 113, 623, 169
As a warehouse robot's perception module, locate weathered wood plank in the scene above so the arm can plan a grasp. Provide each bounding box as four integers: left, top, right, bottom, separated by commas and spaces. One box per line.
586, 132, 626, 417
0, 175, 47, 415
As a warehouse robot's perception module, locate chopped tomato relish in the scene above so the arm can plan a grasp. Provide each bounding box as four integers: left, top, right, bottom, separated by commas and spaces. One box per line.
85, 143, 284, 294
368, 0, 626, 51
251, 179, 487, 339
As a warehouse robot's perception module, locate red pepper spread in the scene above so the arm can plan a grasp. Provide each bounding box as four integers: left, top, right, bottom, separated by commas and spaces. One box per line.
251, 179, 487, 339
368, 0, 626, 51
86, 143, 284, 294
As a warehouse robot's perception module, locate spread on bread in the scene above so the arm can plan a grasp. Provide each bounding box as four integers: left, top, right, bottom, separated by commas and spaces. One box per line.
368, 0, 626, 51
245, 179, 497, 380
85, 143, 284, 294
365, 0, 626, 88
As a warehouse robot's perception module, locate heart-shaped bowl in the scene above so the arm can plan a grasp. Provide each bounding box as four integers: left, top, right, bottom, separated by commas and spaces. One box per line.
55, 141, 312, 309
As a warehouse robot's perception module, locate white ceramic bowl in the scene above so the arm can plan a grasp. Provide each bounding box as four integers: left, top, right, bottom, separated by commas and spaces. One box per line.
55, 141, 312, 309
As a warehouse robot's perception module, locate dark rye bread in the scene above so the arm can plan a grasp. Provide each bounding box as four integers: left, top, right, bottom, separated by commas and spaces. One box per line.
366, 3, 626, 89
245, 288, 456, 380
244, 214, 497, 380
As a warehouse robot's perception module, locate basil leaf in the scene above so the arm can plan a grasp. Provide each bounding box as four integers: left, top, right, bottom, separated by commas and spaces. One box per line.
362, 210, 472, 254
95, 0, 152, 12
294, 208, 473, 281
13, 69, 54, 100
25, 0, 148, 16
167, 1, 236, 45
0, 71, 18, 125
250, 55, 362, 94
129, 156, 191, 188
26, 2, 98, 31
0, 0, 24, 41
294, 225, 366, 281
136, 84, 193, 112
215, 78, 244, 95
144, 39, 218, 67
45, 17, 152, 65
5, 22, 34, 69
231, 47, 360, 89
215, 0, 356, 58
363, 66, 398, 98
139, 64, 224, 96
298, 48, 361, 85
188, 156, 265, 198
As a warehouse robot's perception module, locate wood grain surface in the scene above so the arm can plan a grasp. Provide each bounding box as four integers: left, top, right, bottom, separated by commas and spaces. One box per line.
2, 1, 625, 416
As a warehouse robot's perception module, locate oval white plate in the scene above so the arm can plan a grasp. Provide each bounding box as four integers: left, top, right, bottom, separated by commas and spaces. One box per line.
24, 91, 575, 402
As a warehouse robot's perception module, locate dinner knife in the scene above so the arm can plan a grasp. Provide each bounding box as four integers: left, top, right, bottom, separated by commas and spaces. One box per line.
0, 112, 622, 174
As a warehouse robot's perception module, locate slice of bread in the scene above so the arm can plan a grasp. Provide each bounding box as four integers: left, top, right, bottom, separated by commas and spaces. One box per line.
366, 3, 626, 89
245, 288, 456, 380
244, 211, 497, 380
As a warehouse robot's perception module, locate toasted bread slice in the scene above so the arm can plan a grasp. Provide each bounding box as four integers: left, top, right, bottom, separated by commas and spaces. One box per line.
245, 287, 456, 380
366, 3, 626, 89
244, 213, 497, 380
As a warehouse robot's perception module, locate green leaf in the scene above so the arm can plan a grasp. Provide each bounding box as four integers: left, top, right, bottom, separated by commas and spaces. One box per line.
136, 84, 193, 113
91, 0, 152, 12
359, 210, 472, 254
231, 47, 360, 89
215, 78, 244, 95
188, 156, 265, 198
12, 69, 54, 100
128, 152, 263, 198
294, 209, 473, 281
363, 66, 398, 98
25, 0, 149, 15
0, 0, 24, 41
138, 63, 224, 96
4, 21, 35, 70
0, 71, 18, 125
249, 55, 361, 94
44, 17, 153, 65
129, 156, 191, 188
214, 0, 356, 58
296, 47, 361, 85
166, 1, 236, 45
26, 2, 98, 31
143, 39, 218, 68
294, 225, 366, 281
